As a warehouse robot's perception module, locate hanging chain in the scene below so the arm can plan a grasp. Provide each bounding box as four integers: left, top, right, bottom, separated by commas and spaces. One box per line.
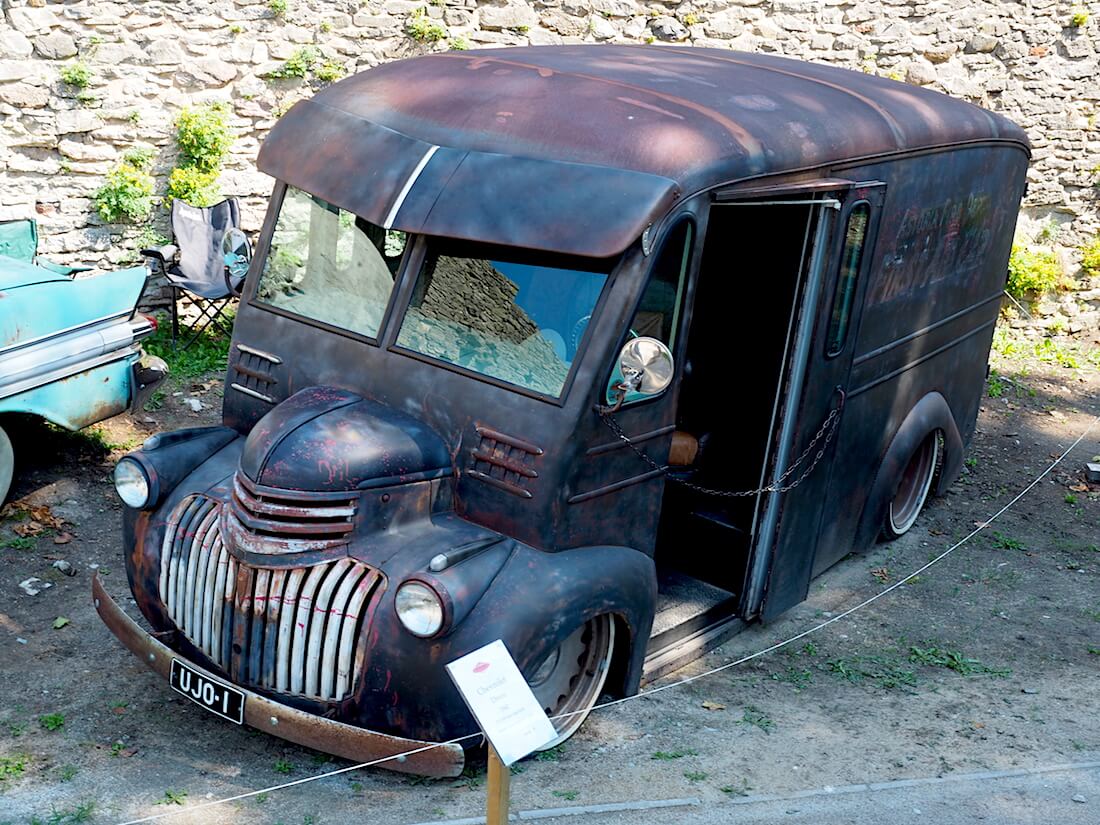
598, 389, 845, 498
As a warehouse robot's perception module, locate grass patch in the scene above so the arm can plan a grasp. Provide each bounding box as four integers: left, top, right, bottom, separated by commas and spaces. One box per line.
273, 758, 293, 774
0, 754, 27, 779
909, 645, 1011, 677
534, 744, 565, 762
143, 311, 234, 378
32, 801, 95, 825
769, 666, 814, 691
155, 789, 187, 806
38, 713, 65, 732
552, 790, 579, 800
736, 705, 775, 734
826, 655, 918, 690
651, 748, 697, 760
683, 770, 708, 781
1, 536, 37, 551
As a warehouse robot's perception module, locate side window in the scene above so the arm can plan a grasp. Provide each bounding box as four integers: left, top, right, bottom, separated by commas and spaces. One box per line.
631, 221, 693, 349
607, 220, 693, 405
826, 202, 870, 357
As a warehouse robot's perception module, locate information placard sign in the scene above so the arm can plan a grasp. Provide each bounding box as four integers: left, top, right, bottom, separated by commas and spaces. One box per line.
446, 639, 558, 766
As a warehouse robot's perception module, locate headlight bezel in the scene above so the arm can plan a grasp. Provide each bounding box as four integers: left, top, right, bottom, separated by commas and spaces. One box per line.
394, 579, 448, 638
114, 456, 156, 509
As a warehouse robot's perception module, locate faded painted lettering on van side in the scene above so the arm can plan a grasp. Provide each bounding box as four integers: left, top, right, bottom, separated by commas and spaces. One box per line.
871, 193, 994, 304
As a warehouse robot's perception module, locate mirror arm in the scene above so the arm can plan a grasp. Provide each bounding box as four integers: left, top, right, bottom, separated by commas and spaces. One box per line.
596, 382, 630, 415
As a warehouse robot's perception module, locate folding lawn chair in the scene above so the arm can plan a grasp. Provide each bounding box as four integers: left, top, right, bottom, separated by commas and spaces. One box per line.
0, 218, 93, 276
141, 198, 245, 350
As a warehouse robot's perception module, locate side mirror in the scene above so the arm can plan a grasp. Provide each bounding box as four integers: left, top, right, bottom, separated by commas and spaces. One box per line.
221, 228, 252, 281
618, 336, 674, 396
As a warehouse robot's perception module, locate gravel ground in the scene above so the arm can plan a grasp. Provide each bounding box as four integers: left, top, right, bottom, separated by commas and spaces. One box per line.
0, 329, 1097, 825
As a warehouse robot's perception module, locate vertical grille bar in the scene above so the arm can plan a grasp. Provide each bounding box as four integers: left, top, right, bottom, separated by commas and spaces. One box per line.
159, 495, 380, 701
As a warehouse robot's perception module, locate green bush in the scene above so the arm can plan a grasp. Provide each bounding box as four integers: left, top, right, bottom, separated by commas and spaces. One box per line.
59, 61, 92, 89
407, 7, 447, 42
165, 166, 221, 207
265, 47, 344, 84
1006, 243, 1063, 299
268, 0, 288, 17
175, 103, 233, 173
1081, 236, 1100, 279
94, 162, 154, 223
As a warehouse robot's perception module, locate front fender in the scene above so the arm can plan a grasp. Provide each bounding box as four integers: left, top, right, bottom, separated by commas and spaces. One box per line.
357, 543, 656, 743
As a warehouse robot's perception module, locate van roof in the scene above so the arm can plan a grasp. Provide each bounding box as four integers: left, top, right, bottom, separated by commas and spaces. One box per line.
259, 45, 1029, 258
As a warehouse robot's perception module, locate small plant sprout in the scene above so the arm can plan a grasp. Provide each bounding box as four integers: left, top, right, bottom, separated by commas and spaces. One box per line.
552, 790, 579, 800
60, 61, 92, 89
1070, 8, 1089, 27
39, 713, 65, 732
156, 789, 188, 806
407, 7, 448, 42
268, 0, 288, 17
273, 758, 293, 774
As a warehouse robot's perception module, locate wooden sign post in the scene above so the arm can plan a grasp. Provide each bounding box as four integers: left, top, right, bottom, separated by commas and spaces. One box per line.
446, 640, 559, 825
486, 744, 511, 825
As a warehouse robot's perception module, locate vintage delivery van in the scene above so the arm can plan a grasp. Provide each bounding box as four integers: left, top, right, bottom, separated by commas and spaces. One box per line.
94, 46, 1029, 777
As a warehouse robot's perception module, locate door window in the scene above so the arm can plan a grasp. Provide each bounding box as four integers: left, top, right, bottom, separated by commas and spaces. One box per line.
826, 202, 870, 357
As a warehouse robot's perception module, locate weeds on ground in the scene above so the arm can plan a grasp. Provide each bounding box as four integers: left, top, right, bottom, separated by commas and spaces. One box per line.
769, 666, 813, 691
736, 706, 775, 734
908, 645, 1011, 677
31, 801, 95, 825
534, 744, 565, 762
720, 778, 753, 796
273, 758, 293, 774
0, 754, 27, 779
991, 532, 1026, 551
552, 789, 579, 800
651, 748, 697, 760
38, 713, 65, 732
155, 789, 187, 806
826, 655, 918, 690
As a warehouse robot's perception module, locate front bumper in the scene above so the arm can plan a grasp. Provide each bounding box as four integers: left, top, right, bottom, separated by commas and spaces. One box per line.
92, 574, 465, 778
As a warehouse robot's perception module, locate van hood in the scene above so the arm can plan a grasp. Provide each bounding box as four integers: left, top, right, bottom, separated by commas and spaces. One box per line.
239, 386, 452, 492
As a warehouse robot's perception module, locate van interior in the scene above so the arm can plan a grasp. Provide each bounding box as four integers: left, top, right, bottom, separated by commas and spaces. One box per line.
645, 202, 819, 678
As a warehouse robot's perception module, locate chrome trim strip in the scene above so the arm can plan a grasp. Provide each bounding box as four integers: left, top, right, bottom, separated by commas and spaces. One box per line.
0, 345, 139, 402
0, 310, 131, 357
382, 145, 440, 229
236, 343, 283, 364
230, 382, 276, 403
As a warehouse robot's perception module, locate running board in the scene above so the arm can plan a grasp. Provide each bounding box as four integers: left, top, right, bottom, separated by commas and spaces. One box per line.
641, 612, 747, 685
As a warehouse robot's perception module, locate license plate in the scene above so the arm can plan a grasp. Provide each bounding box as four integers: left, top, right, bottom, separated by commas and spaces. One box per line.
170, 659, 244, 725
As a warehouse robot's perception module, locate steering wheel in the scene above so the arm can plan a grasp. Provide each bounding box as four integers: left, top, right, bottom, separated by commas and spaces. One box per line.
569, 314, 591, 359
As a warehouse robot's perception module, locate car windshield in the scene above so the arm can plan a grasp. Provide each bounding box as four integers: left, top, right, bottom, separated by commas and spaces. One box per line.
396, 243, 613, 397
254, 186, 406, 339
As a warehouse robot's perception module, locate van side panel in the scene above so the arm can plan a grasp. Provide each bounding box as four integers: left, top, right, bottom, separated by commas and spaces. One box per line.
807, 144, 1028, 579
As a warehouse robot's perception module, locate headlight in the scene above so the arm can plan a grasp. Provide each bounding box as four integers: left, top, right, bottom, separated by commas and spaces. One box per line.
114, 458, 151, 509
395, 581, 444, 637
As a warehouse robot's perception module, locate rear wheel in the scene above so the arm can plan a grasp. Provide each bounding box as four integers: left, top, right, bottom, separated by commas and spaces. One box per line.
883, 431, 940, 539
0, 425, 13, 506
527, 615, 615, 750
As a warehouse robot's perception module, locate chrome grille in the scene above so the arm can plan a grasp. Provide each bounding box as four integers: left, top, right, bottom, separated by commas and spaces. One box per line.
228, 472, 358, 553
159, 495, 380, 701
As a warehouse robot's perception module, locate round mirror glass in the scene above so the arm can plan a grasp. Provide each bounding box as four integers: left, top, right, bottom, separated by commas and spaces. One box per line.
619, 336, 674, 396
222, 227, 252, 279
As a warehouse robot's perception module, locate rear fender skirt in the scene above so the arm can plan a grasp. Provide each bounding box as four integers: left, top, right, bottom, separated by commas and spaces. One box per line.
856, 391, 963, 549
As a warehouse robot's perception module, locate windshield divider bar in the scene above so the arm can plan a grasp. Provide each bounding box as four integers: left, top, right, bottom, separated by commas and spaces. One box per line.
383, 145, 440, 229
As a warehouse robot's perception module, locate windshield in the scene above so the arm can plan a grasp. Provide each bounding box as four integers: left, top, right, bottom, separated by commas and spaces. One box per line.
254, 186, 405, 338
396, 243, 612, 397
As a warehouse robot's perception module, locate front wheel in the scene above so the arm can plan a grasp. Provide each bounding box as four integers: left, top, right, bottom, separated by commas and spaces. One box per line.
882, 431, 940, 539
527, 615, 615, 750
0, 424, 13, 506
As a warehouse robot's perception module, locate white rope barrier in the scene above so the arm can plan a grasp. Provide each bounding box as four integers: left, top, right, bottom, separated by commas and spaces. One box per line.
111, 411, 1099, 825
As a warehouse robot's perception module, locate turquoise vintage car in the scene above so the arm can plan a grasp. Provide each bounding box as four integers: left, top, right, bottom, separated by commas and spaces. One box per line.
0, 256, 167, 502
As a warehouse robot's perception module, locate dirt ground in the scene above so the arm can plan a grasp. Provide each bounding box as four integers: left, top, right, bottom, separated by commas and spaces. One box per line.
0, 326, 1097, 825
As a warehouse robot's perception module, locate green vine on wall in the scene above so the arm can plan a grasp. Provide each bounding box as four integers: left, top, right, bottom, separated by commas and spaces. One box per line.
93, 145, 156, 223
166, 103, 234, 207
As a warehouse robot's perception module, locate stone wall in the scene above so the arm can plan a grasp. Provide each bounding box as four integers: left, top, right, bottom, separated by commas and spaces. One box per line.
1, 0, 1098, 284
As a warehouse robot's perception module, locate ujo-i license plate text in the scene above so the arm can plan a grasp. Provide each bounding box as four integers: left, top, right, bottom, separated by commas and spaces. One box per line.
170, 659, 245, 724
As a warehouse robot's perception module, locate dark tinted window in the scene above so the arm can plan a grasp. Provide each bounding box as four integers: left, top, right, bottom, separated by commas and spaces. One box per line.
630, 221, 693, 348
